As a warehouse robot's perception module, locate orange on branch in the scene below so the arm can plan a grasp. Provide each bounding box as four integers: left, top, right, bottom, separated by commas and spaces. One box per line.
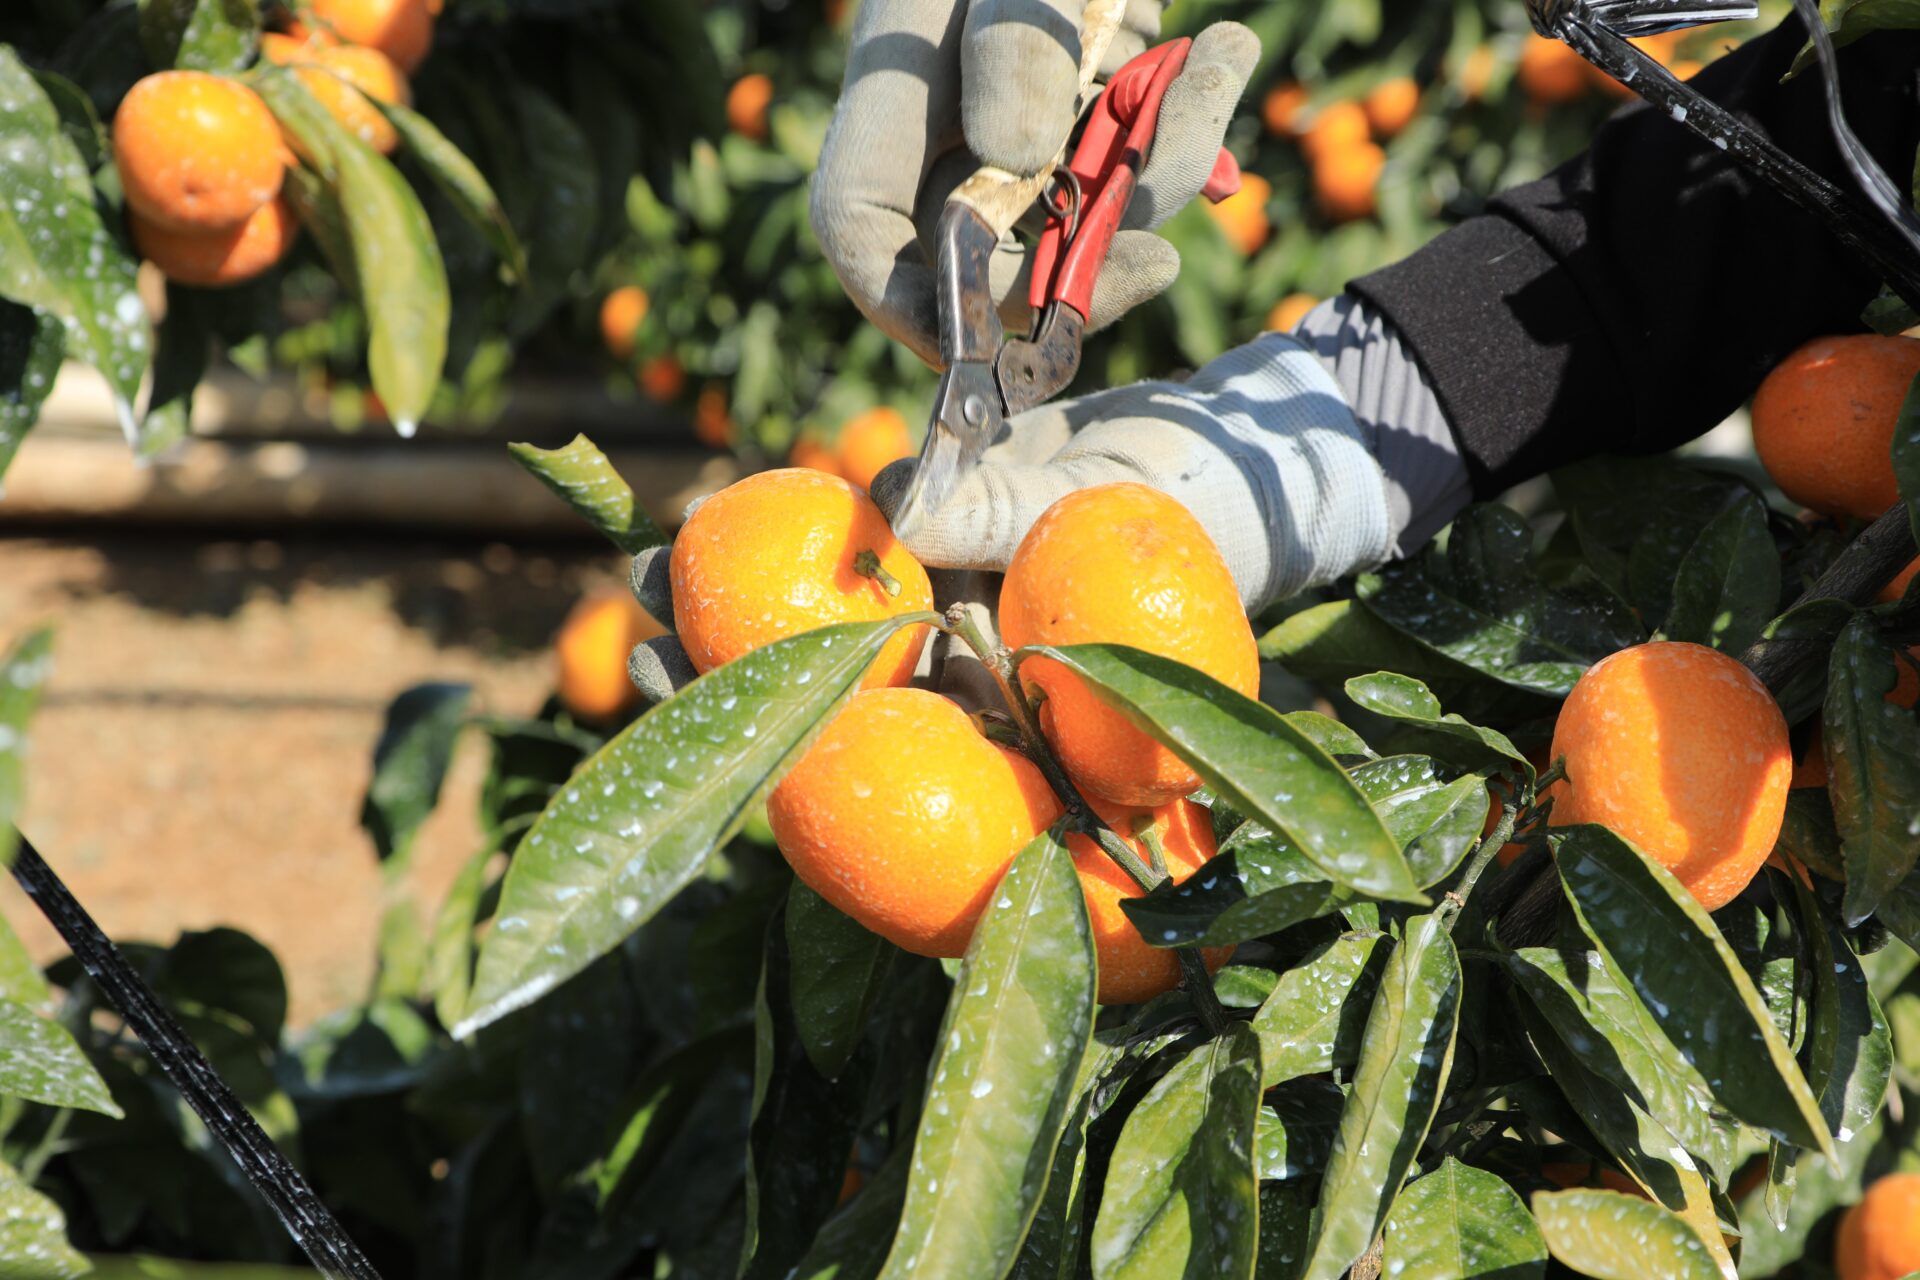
727, 73, 774, 142
1752, 335, 1920, 520
1262, 82, 1308, 138
600, 286, 648, 360
670, 468, 933, 689
555, 588, 665, 722
1300, 100, 1369, 162
836, 406, 912, 491
767, 688, 1064, 957
1204, 173, 1272, 256
1547, 642, 1791, 911
1000, 483, 1258, 807
306, 0, 433, 72
1837, 1172, 1920, 1280
130, 195, 298, 288
1363, 77, 1420, 138
1313, 141, 1384, 222
113, 71, 286, 232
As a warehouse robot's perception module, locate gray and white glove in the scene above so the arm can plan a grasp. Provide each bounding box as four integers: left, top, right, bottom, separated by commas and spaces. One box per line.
810, 0, 1259, 367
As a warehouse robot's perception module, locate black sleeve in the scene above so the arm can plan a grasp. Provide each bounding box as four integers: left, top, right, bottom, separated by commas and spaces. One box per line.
1347, 20, 1920, 498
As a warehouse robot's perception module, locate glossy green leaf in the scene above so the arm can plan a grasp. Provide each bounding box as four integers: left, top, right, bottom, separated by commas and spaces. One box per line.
1663, 494, 1779, 654
137, 0, 258, 70
1018, 643, 1417, 901
1280, 710, 1373, 761
1555, 825, 1834, 1157
1776, 788, 1845, 881
376, 97, 527, 280
1258, 598, 1479, 689
0, 49, 148, 434
0, 628, 53, 869
520, 953, 643, 1197
30, 70, 107, 174
458, 616, 928, 1036
507, 434, 668, 555
0, 914, 47, 1009
1352, 755, 1491, 887
595, 1027, 754, 1210
1299, 914, 1460, 1280
786, 879, 892, 1080
1531, 1189, 1722, 1280
1255, 1077, 1342, 1181
1791, 873, 1891, 1148
139, 282, 212, 458
0, 301, 62, 482
1354, 505, 1644, 697
1089, 1024, 1261, 1280
361, 683, 472, 865
1251, 933, 1387, 1087
1789, 0, 1920, 74
1825, 615, 1920, 924
878, 831, 1095, 1280
0, 1159, 88, 1279
1118, 827, 1346, 949
1381, 1158, 1546, 1280
1010, 1047, 1118, 1280
790, 1144, 911, 1280
1257, 1182, 1313, 1280
0, 998, 120, 1116
1343, 672, 1531, 777
427, 842, 492, 1033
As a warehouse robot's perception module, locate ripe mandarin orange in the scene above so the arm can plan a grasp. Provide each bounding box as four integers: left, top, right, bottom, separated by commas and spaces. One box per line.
1000, 483, 1259, 807
306, 0, 433, 72
727, 73, 774, 142
1314, 141, 1385, 222
1262, 83, 1309, 138
789, 436, 843, 477
555, 588, 666, 722
767, 687, 1064, 957
1836, 1172, 1920, 1280
600, 286, 647, 360
263, 37, 409, 154
836, 406, 913, 491
1204, 172, 1272, 256
1518, 34, 1589, 104
114, 72, 286, 232
670, 468, 933, 689
694, 383, 734, 449
1752, 335, 1920, 520
1265, 293, 1319, 333
639, 354, 686, 401
1300, 100, 1369, 162
1547, 641, 1791, 911
1065, 798, 1231, 1004
1363, 77, 1420, 138
129, 195, 298, 288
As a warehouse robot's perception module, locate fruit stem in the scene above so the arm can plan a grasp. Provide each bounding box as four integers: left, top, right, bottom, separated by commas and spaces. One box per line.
1134, 817, 1171, 879
853, 550, 904, 598
1440, 800, 1518, 934
1531, 757, 1566, 795
1089, 826, 1165, 894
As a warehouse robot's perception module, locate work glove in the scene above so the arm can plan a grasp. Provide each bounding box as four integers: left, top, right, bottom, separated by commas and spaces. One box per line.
810, 0, 1259, 367
868, 332, 1398, 614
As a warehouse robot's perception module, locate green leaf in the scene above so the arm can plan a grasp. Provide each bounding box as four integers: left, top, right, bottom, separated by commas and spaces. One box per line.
1555, 825, 1834, 1157
1251, 933, 1387, 1087
376, 97, 527, 281
1255, 1077, 1342, 1181
0, 998, 120, 1115
1257, 1182, 1313, 1280
1776, 789, 1845, 881
878, 831, 1097, 1280
507, 434, 669, 555
789, 1144, 912, 1280
519, 952, 643, 1197
140, 283, 211, 459
427, 842, 493, 1032
1791, 873, 1892, 1147
137, 0, 258, 71
1017, 643, 1418, 901
0, 300, 62, 483
0, 1159, 88, 1278
1258, 599, 1478, 689
360, 683, 471, 865
1118, 828, 1347, 949
0, 48, 148, 435
457, 615, 930, 1036
1381, 1158, 1547, 1280
1530, 1189, 1722, 1280
1343, 673, 1532, 778
1299, 914, 1461, 1280
786, 880, 892, 1080
1281, 710, 1373, 761
1350, 755, 1491, 887
1662, 495, 1779, 655
1089, 1024, 1261, 1280
1825, 614, 1920, 924
594, 1027, 754, 1211
0, 914, 47, 1008
0, 628, 53, 869
1788, 0, 1920, 75
1355, 505, 1644, 696
509, 86, 599, 336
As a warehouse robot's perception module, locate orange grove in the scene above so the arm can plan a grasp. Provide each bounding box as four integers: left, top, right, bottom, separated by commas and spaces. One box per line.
837, 406, 913, 492
1205, 172, 1272, 256
727, 73, 774, 142
555, 588, 666, 722
113, 71, 287, 232
600, 286, 648, 360
1314, 142, 1385, 223
304, 0, 434, 73
1363, 77, 1420, 138
670, 468, 933, 690
1000, 483, 1259, 807
766, 687, 1064, 957
1751, 335, 1920, 521
1265, 293, 1319, 333
130, 195, 299, 288
1836, 1172, 1920, 1280
1547, 641, 1791, 911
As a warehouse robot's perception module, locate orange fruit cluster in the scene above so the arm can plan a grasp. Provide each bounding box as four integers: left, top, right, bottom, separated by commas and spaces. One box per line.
1752, 335, 1920, 522
1837, 1172, 1920, 1280
787, 407, 915, 490
1257, 76, 1416, 225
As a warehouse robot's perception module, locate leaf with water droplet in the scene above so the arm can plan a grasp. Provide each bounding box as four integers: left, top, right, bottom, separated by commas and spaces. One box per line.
1255, 1076, 1342, 1181
1089, 1023, 1261, 1280
1298, 914, 1460, 1280
787, 879, 894, 1080
1343, 673, 1531, 779
1788, 870, 1891, 1152
137, 0, 259, 71
1531, 1189, 1721, 1280
0, 1158, 88, 1278
1259, 598, 1481, 693
1017, 643, 1418, 902
0, 627, 52, 870
1251, 933, 1387, 1088
458, 615, 930, 1036
1381, 1157, 1545, 1280
1662, 493, 1779, 655
361, 682, 472, 866
877, 830, 1095, 1280
0, 999, 119, 1116
507, 434, 667, 555
1823, 614, 1920, 924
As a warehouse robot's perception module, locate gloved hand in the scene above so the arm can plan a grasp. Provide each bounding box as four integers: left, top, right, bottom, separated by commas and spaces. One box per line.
869, 333, 1398, 614
810, 0, 1258, 367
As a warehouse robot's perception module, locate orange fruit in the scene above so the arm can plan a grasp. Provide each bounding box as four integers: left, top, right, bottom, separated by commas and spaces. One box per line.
1262, 83, 1308, 138
670, 468, 934, 689
1752, 335, 1920, 521
1363, 76, 1420, 138
1300, 100, 1369, 162
836, 406, 913, 492
1265, 293, 1319, 333
1064, 798, 1231, 1004
555, 588, 666, 722
694, 383, 734, 449
789, 436, 843, 477
727, 72, 774, 142
1878, 557, 1919, 603
265, 40, 409, 155
1547, 641, 1791, 911
113, 72, 286, 232
639, 354, 685, 402
1458, 45, 1497, 103
1204, 172, 1272, 256
600, 286, 648, 360
1000, 483, 1259, 807
1836, 1172, 1920, 1280
1518, 34, 1589, 104
129, 195, 298, 288
306, 0, 433, 73
766, 687, 1064, 957
1313, 141, 1385, 222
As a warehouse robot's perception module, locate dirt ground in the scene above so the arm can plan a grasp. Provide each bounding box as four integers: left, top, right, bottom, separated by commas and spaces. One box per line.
0, 529, 628, 1025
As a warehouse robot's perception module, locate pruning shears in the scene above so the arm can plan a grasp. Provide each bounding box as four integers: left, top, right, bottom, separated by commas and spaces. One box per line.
887, 31, 1242, 540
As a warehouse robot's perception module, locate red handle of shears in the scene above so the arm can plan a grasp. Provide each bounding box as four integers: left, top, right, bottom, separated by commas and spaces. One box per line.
1027, 39, 1242, 320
